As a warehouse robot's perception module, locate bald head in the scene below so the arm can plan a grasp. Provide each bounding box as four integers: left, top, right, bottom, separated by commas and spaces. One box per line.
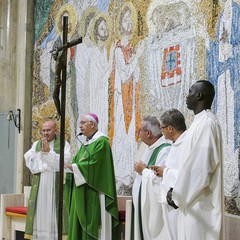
42, 120, 56, 128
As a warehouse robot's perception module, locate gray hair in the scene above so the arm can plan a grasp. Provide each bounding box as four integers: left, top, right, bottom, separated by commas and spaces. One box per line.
142, 115, 161, 137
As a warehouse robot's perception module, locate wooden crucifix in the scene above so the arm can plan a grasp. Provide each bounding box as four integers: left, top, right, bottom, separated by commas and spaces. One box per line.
51, 16, 82, 240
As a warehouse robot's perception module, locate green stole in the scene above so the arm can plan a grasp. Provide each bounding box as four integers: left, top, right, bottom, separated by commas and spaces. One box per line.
24, 136, 69, 239
131, 143, 171, 240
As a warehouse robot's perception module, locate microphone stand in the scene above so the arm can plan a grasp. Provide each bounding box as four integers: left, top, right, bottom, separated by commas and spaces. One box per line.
76, 134, 91, 240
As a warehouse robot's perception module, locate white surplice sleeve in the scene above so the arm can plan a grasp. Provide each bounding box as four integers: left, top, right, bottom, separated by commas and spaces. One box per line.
24, 140, 71, 174
72, 163, 86, 186
162, 168, 178, 189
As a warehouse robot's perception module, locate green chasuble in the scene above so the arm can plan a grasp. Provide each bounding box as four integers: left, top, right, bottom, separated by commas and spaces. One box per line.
24, 136, 69, 239
68, 135, 119, 240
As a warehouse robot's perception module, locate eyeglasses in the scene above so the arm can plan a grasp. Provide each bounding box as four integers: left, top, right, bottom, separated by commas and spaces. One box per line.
160, 125, 169, 129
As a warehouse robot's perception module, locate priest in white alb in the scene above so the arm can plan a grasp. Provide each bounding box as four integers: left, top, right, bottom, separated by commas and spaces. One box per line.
24, 120, 71, 240
171, 80, 224, 240
132, 116, 171, 239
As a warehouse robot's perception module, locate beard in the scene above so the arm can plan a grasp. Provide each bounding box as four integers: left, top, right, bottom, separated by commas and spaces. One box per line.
98, 32, 109, 42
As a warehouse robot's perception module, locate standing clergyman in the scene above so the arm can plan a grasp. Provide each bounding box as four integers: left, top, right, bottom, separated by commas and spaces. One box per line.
171, 80, 224, 240
66, 113, 119, 240
24, 120, 71, 240
132, 115, 171, 239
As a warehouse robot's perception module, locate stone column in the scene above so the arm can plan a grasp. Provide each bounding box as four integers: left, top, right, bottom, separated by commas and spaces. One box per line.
0, 0, 34, 193
15, 0, 34, 192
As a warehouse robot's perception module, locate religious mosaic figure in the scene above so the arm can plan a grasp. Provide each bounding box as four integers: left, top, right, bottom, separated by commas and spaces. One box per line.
207, 0, 240, 210
110, 2, 144, 188
146, 1, 196, 115
75, 6, 99, 134
89, 12, 114, 135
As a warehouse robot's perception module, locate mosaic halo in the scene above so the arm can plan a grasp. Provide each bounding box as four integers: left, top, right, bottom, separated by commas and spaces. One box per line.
115, 2, 137, 39
147, 0, 192, 34
91, 12, 113, 46
146, 0, 163, 33
56, 3, 77, 37
79, 6, 99, 38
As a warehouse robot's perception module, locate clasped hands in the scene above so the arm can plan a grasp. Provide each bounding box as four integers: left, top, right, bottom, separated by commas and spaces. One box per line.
134, 162, 166, 177
134, 162, 178, 209
41, 138, 50, 152
134, 161, 147, 174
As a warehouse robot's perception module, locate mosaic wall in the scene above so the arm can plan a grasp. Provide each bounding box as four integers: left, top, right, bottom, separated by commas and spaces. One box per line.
32, 0, 240, 215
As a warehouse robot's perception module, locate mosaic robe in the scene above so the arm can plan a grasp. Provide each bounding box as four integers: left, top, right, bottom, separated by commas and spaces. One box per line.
75, 40, 93, 132
110, 40, 141, 186
89, 46, 111, 135
146, 24, 196, 115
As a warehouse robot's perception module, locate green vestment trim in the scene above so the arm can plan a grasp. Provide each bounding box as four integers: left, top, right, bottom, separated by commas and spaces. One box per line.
68, 136, 119, 240
24, 136, 69, 239
147, 143, 171, 167
131, 142, 171, 240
